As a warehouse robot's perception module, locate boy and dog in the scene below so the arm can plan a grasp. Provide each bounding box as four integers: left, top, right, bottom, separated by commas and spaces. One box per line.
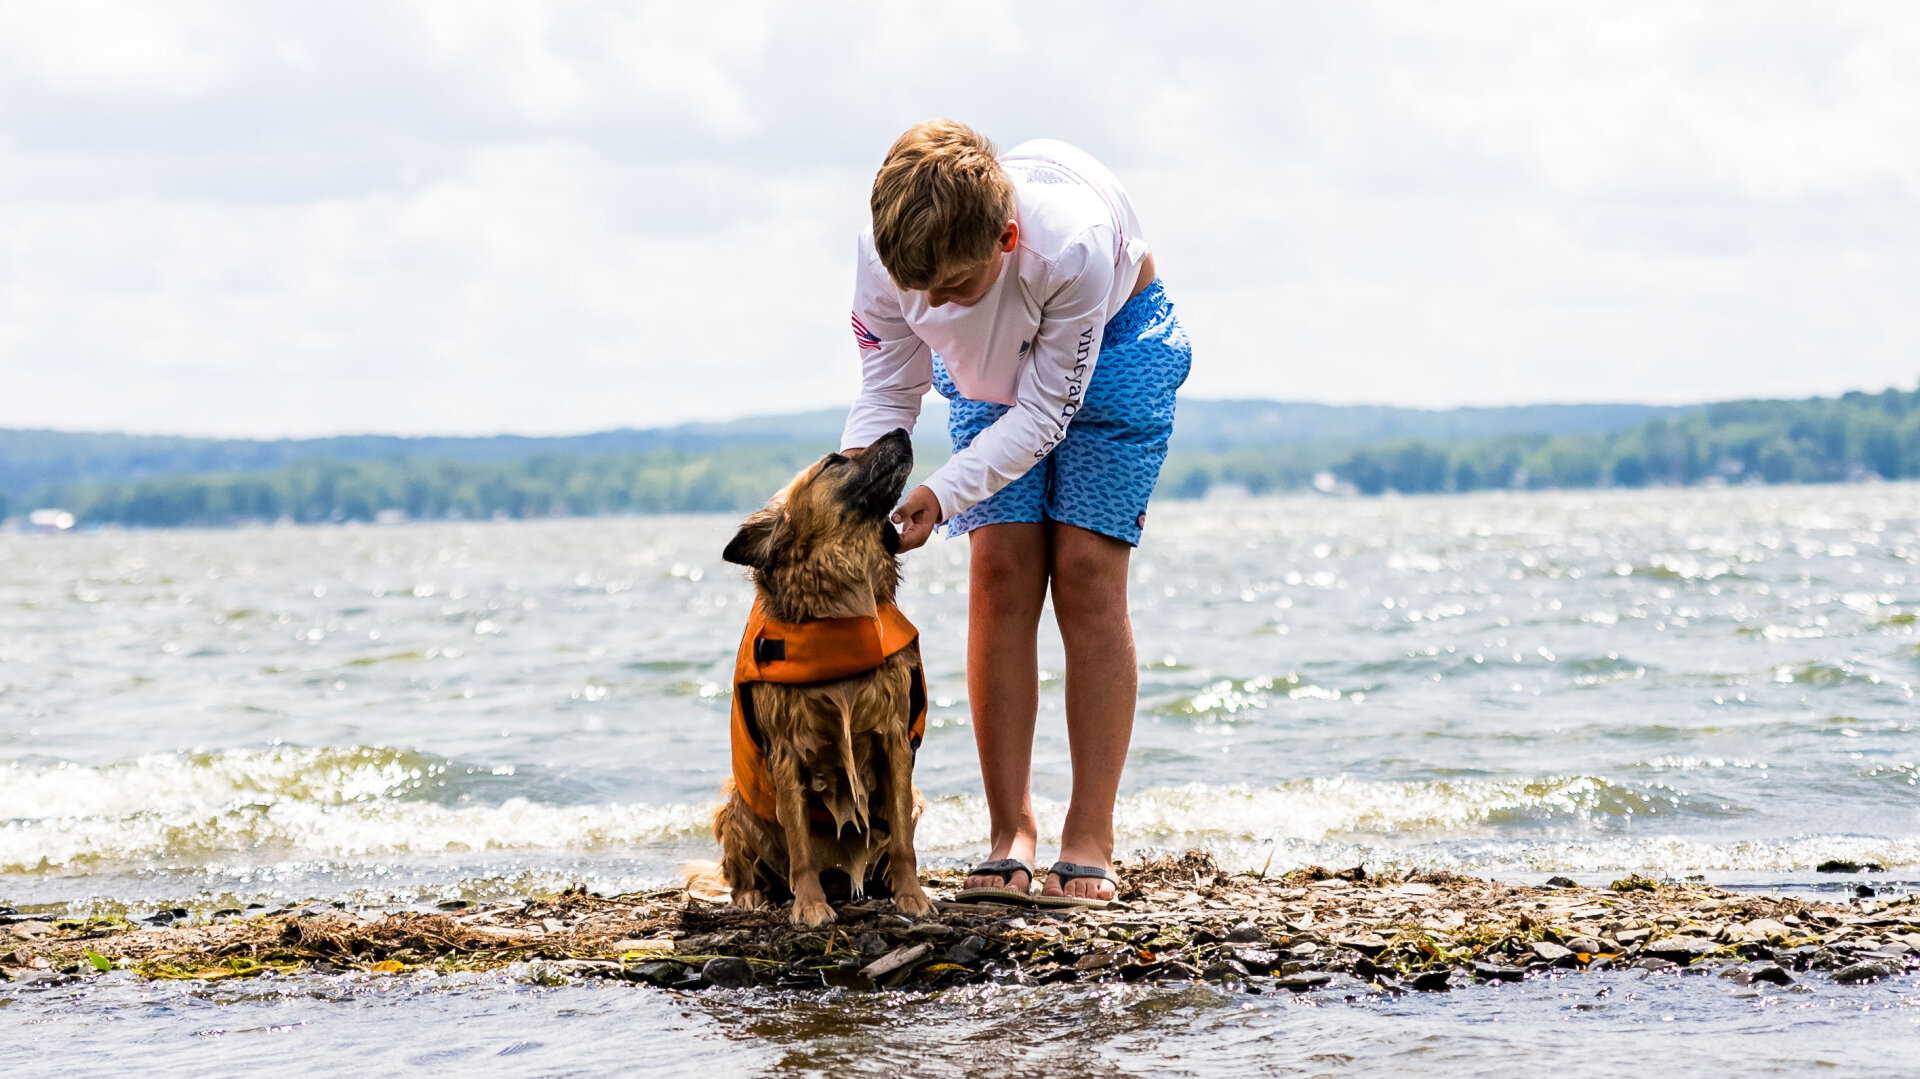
716, 120, 1191, 923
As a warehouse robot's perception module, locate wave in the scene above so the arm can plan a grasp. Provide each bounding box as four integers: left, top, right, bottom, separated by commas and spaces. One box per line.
0, 749, 1852, 874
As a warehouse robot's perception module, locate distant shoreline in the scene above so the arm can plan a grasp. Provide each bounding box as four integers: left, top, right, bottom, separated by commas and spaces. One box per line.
3, 385, 1914, 529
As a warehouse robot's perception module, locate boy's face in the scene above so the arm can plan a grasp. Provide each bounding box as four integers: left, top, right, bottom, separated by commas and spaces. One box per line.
924, 221, 1019, 308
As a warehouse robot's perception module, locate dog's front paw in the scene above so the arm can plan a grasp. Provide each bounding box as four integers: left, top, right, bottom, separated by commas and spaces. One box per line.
790, 896, 837, 927
891, 884, 933, 918
731, 889, 768, 911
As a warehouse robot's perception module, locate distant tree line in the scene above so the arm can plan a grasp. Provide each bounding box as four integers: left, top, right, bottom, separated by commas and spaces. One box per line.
26, 446, 828, 528
1162, 385, 1920, 497
8, 385, 1919, 528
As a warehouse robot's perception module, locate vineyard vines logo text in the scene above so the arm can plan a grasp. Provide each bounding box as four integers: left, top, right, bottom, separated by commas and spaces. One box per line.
1034, 324, 1095, 459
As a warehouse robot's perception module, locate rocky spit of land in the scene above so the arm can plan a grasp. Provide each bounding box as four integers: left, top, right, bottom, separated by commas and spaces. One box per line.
5, 854, 1916, 995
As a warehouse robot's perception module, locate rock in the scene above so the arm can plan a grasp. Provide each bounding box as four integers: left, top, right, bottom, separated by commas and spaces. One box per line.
1353, 956, 1396, 982
1855, 885, 1876, 898
1632, 958, 1678, 972
1283, 942, 1320, 960
1273, 971, 1333, 992
1410, 969, 1451, 991
854, 932, 891, 957
1748, 962, 1793, 986
1075, 952, 1116, 971
1642, 937, 1716, 964
1815, 860, 1884, 874
628, 961, 685, 987
944, 935, 987, 967
1543, 876, 1579, 889
1334, 934, 1390, 956
1615, 928, 1651, 945
1741, 919, 1792, 942
611, 938, 674, 953
1152, 961, 1200, 982
1471, 961, 1526, 982
1718, 967, 1752, 984
1566, 937, 1603, 955
1232, 947, 1280, 972
1225, 922, 1265, 943
435, 898, 472, 910
9, 922, 51, 938
545, 959, 623, 979
700, 957, 756, 989
1201, 960, 1249, 982
1832, 959, 1902, 985
1530, 941, 1574, 964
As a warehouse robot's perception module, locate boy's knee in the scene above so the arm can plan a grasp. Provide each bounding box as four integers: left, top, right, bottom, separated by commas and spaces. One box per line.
1048, 534, 1130, 621
970, 541, 1046, 618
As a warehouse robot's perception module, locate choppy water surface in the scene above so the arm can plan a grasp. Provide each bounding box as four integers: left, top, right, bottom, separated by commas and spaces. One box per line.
4, 485, 1918, 1074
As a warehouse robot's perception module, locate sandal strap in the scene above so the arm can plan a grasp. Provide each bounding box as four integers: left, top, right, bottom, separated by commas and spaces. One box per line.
967, 858, 1034, 885
1047, 861, 1117, 884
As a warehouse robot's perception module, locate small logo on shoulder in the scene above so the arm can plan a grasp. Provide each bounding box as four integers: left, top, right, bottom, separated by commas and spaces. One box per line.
851, 314, 881, 350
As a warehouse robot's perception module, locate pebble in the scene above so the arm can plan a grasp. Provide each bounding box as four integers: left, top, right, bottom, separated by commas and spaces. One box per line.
1832, 959, 1903, 985
700, 957, 756, 989
1410, 969, 1452, 992
1530, 941, 1573, 963
1201, 960, 1249, 982
944, 935, 987, 966
1273, 972, 1333, 992
1471, 961, 1526, 983
629, 961, 685, 987
1642, 937, 1716, 963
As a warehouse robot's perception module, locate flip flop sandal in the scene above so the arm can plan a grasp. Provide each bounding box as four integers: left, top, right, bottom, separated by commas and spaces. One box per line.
954, 858, 1038, 905
1032, 861, 1118, 909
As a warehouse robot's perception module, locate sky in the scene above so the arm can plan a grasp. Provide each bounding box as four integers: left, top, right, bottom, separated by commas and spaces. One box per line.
2, 1, 1917, 438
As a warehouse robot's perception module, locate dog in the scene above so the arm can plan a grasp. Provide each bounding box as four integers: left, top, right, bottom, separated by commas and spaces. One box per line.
712, 427, 933, 927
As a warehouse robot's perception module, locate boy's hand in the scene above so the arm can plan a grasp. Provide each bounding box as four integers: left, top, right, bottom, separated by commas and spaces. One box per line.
891, 486, 941, 552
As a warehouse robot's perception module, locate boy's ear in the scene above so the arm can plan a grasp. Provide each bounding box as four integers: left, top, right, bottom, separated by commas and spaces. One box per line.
723, 510, 779, 568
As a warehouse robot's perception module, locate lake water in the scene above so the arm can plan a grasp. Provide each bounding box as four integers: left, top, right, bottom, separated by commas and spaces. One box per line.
4, 484, 1917, 1075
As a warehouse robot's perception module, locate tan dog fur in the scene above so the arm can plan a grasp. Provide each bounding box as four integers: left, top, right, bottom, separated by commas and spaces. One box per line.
713, 430, 932, 927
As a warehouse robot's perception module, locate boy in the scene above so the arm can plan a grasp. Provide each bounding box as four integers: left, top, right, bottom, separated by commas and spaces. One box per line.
839, 120, 1190, 904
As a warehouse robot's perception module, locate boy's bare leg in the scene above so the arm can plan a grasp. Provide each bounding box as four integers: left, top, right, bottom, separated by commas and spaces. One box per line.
960, 522, 1049, 893
1041, 522, 1135, 900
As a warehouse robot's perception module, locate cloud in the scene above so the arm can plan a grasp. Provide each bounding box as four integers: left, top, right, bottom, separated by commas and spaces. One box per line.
0, 0, 1915, 436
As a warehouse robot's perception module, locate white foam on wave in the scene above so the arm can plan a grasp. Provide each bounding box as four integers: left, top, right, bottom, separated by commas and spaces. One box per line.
0, 745, 450, 819
3, 751, 1913, 875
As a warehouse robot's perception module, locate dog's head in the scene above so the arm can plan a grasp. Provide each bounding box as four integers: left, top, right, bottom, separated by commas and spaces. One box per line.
723, 428, 914, 618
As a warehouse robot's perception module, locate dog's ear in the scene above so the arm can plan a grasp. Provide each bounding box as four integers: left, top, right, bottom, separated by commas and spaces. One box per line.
724, 510, 779, 568
880, 519, 901, 555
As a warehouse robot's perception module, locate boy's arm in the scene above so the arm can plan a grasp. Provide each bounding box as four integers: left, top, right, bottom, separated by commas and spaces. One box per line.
840, 251, 931, 452
917, 229, 1116, 520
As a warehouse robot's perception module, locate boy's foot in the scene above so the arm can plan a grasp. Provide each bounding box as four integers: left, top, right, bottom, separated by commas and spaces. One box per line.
961, 838, 1037, 895
1040, 851, 1117, 902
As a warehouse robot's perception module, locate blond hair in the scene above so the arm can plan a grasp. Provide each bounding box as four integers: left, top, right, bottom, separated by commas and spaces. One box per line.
870, 120, 1015, 291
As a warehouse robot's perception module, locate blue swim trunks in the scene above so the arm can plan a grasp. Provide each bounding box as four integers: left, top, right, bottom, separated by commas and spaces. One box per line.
933, 278, 1191, 546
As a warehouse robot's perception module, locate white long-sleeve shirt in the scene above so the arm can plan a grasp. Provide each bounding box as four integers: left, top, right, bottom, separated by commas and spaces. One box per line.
839, 139, 1150, 520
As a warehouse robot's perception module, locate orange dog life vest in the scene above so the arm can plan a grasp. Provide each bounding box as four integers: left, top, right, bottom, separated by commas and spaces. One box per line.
730, 598, 927, 826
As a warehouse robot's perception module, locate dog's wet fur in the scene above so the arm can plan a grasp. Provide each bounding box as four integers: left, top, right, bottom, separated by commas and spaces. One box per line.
713, 428, 933, 926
